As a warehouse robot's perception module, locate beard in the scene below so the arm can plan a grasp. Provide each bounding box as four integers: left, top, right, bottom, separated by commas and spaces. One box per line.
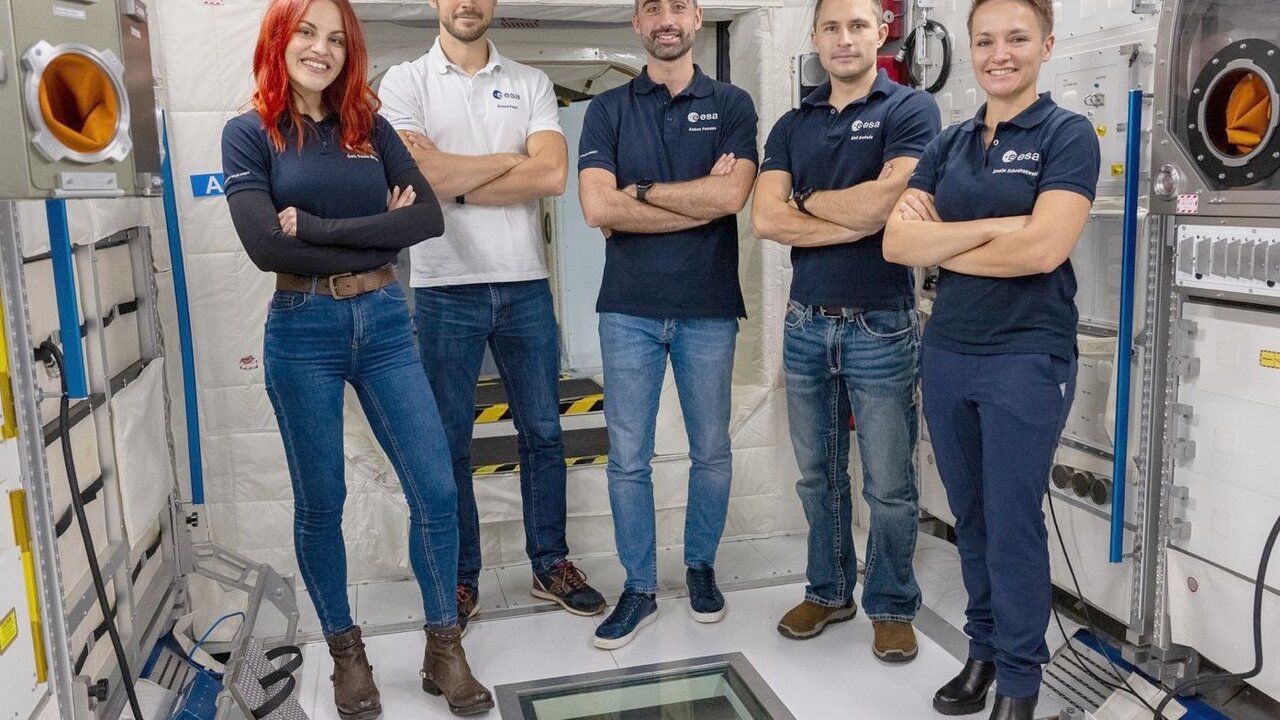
441, 11, 490, 43
642, 27, 695, 61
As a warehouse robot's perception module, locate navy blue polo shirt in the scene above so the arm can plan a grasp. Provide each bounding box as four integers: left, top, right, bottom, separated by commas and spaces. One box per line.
908, 93, 1100, 361
578, 65, 758, 318
761, 71, 940, 310
222, 111, 417, 219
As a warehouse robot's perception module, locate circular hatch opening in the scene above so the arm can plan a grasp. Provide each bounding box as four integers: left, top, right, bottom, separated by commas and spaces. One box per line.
1203, 68, 1273, 160
38, 52, 121, 155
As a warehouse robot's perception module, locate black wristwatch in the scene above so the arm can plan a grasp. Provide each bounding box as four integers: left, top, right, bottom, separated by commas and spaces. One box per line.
455, 194, 466, 205
793, 187, 815, 216
635, 179, 654, 204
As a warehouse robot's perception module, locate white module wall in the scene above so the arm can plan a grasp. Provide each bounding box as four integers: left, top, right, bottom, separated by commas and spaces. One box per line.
1171, 301, 1280, 585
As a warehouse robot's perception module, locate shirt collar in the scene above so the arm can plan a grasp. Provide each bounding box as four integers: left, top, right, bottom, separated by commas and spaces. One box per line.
961, 92, 1056, 132
633, 64, 715, 98
801, 70, 895, 109
430, 37, 504, 76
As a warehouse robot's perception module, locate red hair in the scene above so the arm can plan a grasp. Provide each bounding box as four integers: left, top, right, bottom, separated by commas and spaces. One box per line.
251, 0, 379, 154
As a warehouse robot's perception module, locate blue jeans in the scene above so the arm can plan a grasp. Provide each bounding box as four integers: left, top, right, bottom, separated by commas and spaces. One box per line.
414, 280, 569, 585
783, 302, 922, 621
598, 312, 738, 594
263, 283, 459, 635
921, 346, 1077, 699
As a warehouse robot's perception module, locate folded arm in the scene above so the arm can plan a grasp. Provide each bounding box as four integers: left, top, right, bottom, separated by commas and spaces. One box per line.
882, 188, 1029, 267
399, 130, 524, 200
290, 163, 444, 249
804, 158, 919, 239
578, 167, 707, 235
227, 191, 395, 275
940, 190, 1092, 277
751, 170, 860, 247
641, 155, 757, 220
465, 130, 568, 206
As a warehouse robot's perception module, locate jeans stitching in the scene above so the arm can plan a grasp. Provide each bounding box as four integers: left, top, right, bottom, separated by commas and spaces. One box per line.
824, 324, 849, 602
351, 375, 453, 626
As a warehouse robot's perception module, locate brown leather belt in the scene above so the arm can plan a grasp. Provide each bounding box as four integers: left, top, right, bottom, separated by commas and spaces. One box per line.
275, 265, 398, 300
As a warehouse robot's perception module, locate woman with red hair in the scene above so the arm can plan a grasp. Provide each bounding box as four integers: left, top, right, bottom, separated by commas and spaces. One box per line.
221, 0, 493, 716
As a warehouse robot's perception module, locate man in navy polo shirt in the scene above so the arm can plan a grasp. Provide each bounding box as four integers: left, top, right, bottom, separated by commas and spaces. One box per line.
577, 0, 757, 650
752, 0, 939, 662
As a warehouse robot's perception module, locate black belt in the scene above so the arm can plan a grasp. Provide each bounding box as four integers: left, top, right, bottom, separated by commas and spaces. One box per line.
811, 305, 865, 320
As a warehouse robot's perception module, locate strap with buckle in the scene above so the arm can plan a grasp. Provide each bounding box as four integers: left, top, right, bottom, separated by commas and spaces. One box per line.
813, 305, 865, 320
275, 265, 398, 300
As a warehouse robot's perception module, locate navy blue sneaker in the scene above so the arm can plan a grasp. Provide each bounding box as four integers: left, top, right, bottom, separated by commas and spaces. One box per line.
686, 566, 725, 623
593, 590, 657, 650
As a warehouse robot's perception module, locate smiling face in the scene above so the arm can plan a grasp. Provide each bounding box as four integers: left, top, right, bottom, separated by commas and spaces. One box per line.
284, 0, 346, 103
633, 0, 702, 62
811, 0, 887, 84
432, 0, 495, 43
969, 0, 1053, 102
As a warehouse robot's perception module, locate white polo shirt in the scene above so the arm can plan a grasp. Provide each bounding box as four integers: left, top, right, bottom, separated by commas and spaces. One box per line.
378, 39, 562, 287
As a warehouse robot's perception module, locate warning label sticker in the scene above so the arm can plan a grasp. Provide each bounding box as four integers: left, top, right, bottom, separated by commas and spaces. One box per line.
0, 608, 17, 655
1262, 350, 1280, 370
1177, 194, 1200, 214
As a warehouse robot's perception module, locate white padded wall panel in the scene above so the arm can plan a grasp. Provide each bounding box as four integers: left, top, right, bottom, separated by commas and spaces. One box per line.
153, 0, 262, 113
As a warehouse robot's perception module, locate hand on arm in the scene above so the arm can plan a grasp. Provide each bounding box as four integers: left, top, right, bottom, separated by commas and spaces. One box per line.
803, 158, 920, 239
466, 130, 569, 206
751, 170, 860, 247
939, 190, 1092, 277
578, 167, 707, 237
882, 188, 1029, 267
639, 153, 758, 220
399, 131, 524, 200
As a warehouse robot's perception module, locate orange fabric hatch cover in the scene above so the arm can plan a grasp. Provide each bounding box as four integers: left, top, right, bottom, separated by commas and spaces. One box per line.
37, 53, 120, 155
1225, 71, 1272, 155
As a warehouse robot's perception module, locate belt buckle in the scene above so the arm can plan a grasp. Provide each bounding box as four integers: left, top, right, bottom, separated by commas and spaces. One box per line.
328, 272, 357, 299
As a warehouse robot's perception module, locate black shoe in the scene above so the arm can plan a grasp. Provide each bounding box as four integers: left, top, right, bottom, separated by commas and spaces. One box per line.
988, 693, 1037, 720
532, 559, 607, 616
686, 566, 726, 623
933, 658, 996, 716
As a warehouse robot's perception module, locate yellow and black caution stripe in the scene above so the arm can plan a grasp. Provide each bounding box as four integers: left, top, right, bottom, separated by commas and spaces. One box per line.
473, 453, 609, 476
473, 393, 604, 425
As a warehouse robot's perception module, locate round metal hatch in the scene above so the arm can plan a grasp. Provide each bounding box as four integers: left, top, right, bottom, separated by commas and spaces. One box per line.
22, 40, 133, 164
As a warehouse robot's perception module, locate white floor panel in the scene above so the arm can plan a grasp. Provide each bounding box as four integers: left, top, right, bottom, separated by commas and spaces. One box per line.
299, 581, 964, 719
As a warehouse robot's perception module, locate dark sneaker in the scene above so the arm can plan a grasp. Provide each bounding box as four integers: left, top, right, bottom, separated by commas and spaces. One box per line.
872, 620, 918, 663
593, 590, 657, 650
776, 598, 857, 639
456, 584, 478, 636
532, 559, 607, 616
686, 566, 726, 623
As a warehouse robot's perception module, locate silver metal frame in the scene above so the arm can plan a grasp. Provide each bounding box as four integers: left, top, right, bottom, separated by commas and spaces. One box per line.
20, 42, 133, 164
494, 652, 796, 720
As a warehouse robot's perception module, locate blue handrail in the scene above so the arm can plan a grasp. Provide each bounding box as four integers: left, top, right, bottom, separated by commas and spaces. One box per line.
45, 200, 89, 400
1111, 89, 1144, 563
160, 113, 206, 505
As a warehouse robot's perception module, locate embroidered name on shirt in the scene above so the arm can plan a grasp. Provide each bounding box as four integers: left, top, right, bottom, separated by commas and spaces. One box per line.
993, 149, 1041, 177
346, 153, 378, 160
687, 111, 719, 132
849, 119, 881, 140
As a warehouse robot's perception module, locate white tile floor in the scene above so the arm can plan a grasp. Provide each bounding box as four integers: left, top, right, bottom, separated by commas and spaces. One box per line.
292, 530, 1088, 719
298, 580, 963, 720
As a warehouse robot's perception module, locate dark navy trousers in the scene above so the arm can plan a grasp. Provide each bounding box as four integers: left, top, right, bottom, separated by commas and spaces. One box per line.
921, 345, 1077, 699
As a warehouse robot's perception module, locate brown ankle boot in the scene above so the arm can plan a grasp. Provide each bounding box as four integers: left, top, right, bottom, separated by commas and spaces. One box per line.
326, 626, 382, 720
420, 625, 494, 716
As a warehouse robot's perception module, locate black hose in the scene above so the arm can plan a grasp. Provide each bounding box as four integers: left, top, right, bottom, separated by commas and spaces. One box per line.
897, 19, 952, 94
38, 340, 145, 720
1153, 511, 1280, 719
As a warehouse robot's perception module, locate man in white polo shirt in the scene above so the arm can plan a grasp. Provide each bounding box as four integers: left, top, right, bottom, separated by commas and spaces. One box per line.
378, 0, 607, 630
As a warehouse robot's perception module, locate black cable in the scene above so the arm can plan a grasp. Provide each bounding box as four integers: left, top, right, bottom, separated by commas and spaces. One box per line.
38, 341, 145, 720
1046, 492, 1159, 713
897, 19, 952, 94
1152, 511, 1280, 719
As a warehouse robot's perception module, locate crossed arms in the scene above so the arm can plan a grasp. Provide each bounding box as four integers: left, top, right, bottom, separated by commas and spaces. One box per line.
751, 158, 919, 248
577, 153, 757, 237
399, 129, 569, 205
882, 188, 1092, 277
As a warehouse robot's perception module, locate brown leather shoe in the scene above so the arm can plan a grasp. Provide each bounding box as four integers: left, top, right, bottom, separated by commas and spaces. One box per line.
326, 626, 382, 720
872, 620, 919, 663
777, 598, 857, 639
420, 625, 494, 716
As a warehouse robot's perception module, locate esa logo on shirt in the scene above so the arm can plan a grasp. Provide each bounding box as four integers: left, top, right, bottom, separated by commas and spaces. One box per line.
994, 149, 1041, 177
493, 90, 521, 100
687, 110, 719, 132
849, 118, 881, 140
